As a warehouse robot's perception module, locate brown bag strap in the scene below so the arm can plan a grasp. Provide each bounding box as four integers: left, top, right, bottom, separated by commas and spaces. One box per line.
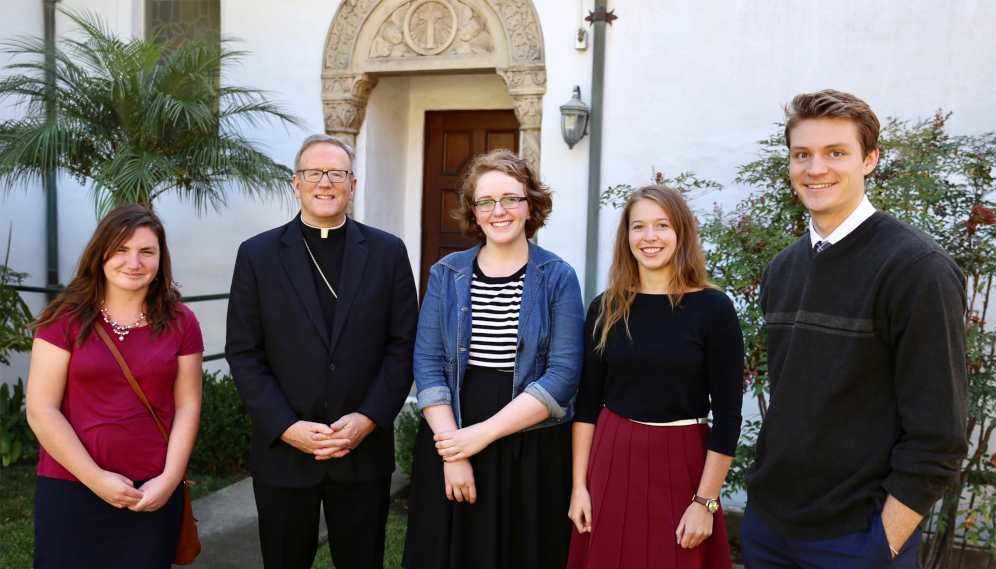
95, 324, 170, 444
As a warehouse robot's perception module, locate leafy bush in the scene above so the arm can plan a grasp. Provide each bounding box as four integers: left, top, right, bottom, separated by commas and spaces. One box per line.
395, 408, 420, 478
1, 379, 38, 467
188, 370, 251, 474
720, 419, 760, 501
0, 230, 34, 366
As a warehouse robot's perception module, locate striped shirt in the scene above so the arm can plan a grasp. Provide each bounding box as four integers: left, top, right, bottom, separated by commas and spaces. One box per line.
468, 259, 526, 370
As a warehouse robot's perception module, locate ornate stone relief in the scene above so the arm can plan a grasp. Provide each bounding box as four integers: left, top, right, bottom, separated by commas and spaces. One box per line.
511, 94, 542, 128
321, 0, 545, 169
321, 73, 379, 148
324, 0, 378, 71
496, 63, 545, 170
324, 0, 540, 71
496, 65, 546, 96
368, 0, 494, 59
493, 0, 542, 63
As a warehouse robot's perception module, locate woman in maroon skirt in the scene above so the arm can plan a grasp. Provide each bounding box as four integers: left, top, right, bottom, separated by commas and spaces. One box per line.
566, 185, 744, 569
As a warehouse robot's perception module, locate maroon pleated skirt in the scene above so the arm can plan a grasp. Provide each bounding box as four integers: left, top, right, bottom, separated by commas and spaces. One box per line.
566, 407, 733, 569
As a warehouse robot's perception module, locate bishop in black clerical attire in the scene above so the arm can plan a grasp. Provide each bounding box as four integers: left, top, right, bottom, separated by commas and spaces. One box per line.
226, 134, 418, 569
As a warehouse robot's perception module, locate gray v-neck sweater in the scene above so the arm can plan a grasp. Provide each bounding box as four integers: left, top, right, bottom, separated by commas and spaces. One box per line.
746, 211, 968, 541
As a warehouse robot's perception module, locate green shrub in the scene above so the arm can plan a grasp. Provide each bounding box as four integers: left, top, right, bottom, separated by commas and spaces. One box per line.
1, 378, 38, 467
395, 408, 420, 478
0, 233, 35, 366
189, 370, 251, 474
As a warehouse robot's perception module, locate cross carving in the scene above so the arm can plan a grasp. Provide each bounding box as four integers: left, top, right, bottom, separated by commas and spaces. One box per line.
418, 3, 442, 49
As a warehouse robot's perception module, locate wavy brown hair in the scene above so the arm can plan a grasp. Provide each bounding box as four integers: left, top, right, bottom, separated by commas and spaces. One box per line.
594, 185, 719, 353
453, 149, 553, 240
31, 204, 182, 346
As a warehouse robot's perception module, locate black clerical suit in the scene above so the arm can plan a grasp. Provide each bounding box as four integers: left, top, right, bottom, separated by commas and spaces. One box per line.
226, 214, 418, 569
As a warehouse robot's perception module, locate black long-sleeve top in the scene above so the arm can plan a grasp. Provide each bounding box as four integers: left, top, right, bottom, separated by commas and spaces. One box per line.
574, 289, 744, 456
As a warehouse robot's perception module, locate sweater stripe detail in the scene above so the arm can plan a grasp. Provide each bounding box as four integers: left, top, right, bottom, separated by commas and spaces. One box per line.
767, 321, 880, 338
765, 311, 881, 336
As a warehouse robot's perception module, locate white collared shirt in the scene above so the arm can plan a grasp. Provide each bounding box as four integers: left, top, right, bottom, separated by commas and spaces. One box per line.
809, 196, 876, 248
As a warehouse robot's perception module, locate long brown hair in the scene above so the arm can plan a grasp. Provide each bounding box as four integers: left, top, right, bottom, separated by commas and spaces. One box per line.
594, 185, 719, 352
31, 205, 181, 346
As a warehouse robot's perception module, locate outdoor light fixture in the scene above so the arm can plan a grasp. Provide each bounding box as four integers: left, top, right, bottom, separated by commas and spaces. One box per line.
560, 86, 589, 149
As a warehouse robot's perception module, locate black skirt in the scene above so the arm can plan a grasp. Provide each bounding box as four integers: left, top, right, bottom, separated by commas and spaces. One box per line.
402, 367, 573, 569
34, 476, 184, 569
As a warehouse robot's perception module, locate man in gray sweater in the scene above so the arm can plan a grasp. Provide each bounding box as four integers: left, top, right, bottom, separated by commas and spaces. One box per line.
739, 90, 968, 569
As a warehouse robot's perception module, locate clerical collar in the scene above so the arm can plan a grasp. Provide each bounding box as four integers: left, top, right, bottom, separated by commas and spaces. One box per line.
300, 216, 346, 239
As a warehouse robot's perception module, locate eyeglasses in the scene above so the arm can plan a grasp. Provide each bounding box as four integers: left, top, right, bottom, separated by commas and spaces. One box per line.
473, 197, 528, 212
296, 169, 352, 184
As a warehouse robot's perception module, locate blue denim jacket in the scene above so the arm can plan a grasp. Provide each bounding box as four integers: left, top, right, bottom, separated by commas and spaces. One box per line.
414, 242, 585, 430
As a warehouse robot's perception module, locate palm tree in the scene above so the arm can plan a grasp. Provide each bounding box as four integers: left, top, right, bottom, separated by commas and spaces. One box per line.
0, 9, 303, 215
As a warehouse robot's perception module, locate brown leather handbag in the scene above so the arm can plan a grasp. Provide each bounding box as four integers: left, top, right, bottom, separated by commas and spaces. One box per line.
95, 324, 202, 565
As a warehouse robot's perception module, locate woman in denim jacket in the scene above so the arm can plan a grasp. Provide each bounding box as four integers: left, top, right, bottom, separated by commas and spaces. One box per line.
402, 149, 585, 569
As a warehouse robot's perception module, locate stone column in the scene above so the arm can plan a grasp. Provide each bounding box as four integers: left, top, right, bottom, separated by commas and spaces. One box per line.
320, 72, 379, 149
497, 64, 546, 172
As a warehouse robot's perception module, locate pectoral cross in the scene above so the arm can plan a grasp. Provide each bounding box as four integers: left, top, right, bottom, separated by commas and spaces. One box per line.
419, 3, 441, 49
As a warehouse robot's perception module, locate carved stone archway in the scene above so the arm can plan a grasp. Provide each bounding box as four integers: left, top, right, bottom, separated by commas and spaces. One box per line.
321, 0, 546, 170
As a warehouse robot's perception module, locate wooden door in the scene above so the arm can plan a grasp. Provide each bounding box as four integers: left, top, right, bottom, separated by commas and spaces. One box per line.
420, 110, 519, 299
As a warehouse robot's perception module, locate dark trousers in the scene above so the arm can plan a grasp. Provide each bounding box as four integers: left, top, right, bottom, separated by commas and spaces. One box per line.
740, 506, 920, 569
253, 473, 391, 569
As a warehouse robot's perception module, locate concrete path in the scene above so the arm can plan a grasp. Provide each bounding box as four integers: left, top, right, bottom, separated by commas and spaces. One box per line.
173, 471, 408, 569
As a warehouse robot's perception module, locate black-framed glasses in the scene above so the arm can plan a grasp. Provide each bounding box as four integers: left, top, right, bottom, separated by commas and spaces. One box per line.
296, 169, 352, 184
473, 197, 528, 212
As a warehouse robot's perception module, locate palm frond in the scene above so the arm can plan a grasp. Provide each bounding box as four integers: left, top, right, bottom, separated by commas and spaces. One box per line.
0, 6, 303, 216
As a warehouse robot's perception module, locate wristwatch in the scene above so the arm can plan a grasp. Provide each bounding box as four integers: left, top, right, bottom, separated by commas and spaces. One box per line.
692, 494, 719, 514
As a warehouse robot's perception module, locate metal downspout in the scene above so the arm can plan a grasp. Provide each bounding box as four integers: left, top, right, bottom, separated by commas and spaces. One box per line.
583, 0, 609, 306
44, 0, 59, 296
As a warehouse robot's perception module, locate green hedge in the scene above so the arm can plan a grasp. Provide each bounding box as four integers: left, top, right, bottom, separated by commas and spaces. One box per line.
189, 370, 252, 474
395, 408, 420, 478
0, 379, 37, 467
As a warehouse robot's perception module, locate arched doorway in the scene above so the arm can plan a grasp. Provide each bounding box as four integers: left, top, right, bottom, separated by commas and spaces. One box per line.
320, 0, 547, 290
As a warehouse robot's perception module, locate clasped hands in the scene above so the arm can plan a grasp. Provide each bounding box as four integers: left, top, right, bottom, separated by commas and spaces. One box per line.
433, 422, 495, 462
281, 413, 376, 460
87, 470, 181, 512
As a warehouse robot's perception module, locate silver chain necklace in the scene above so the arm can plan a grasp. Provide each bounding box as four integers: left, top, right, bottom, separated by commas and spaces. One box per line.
302, 239, 338, 298
100, 301, 147, 341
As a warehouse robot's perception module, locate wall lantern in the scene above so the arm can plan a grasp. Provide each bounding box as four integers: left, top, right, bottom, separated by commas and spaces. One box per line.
560, 86, 589, 149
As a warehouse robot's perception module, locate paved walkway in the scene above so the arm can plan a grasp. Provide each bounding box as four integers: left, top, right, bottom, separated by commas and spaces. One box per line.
173, 471, 408, 569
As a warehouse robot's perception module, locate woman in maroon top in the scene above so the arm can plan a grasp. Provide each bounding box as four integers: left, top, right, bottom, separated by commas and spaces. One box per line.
26, 205, 203, 569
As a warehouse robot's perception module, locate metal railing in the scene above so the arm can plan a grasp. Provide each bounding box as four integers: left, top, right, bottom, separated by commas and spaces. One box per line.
10, 285, 229, 362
